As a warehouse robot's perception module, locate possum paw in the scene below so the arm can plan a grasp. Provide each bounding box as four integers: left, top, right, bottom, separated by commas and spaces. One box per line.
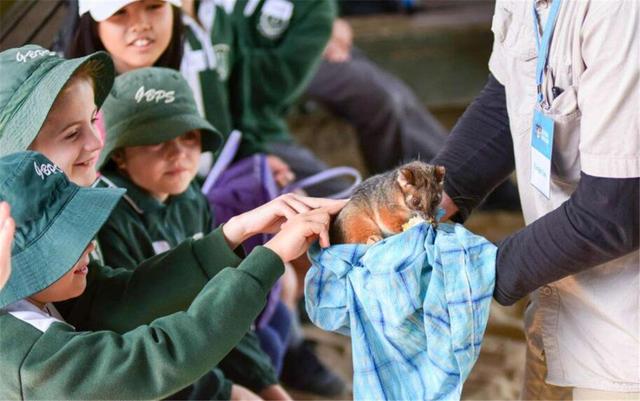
366, 235, 383, 245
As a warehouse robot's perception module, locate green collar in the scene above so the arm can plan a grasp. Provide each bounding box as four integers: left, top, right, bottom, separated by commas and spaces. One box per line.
99, 169, 199, 214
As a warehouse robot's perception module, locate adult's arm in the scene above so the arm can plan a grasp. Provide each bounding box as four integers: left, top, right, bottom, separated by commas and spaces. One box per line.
495, 0, 640, 304
431, 73, 515, 222
495, 174, 639, 305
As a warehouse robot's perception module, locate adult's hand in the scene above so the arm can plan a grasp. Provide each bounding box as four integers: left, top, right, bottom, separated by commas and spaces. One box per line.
323, 18, 353, 63
0, 202, 15, 290
222, 194, 347, 249
438, 192, 460, 222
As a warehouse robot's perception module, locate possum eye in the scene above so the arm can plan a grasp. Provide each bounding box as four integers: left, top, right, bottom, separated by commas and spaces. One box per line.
410, 196, 422, 209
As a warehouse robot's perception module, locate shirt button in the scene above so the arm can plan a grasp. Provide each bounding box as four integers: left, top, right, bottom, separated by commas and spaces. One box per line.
540, 286, 552, 296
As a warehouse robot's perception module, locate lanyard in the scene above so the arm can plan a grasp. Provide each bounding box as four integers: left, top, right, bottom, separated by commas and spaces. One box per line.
532, 0, 562, 105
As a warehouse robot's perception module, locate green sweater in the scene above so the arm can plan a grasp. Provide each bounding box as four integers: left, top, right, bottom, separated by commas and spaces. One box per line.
229, 0, 335, 157
182, 1, 266, 158
95, 171, 279, 392
0, 246, 284, 400
181, 0, 334, 158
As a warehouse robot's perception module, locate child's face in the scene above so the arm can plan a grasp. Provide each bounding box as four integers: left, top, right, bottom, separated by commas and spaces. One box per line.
116, 130, 202, 202
30, 78, 103, 187
28, 242, 93, 306
97, 0, 173, 73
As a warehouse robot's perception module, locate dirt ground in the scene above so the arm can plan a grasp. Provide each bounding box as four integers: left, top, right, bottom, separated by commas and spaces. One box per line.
286, 109, 528, 400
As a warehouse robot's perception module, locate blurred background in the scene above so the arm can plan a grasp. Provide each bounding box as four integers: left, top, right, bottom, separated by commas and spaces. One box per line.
0, 1, 528, 399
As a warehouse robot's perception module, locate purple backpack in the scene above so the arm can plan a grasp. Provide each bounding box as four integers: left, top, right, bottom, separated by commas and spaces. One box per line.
202, 131, 361, 327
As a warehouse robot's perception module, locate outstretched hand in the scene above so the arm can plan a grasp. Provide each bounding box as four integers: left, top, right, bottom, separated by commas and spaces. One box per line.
265, 207, 335, 263
0, 202, 15, 290
222, 194, 347, 249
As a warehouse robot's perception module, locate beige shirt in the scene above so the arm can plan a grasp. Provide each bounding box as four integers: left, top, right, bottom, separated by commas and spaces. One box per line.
488, 0, 639, 391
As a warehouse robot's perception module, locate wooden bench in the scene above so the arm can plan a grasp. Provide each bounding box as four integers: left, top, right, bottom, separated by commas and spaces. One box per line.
0, 0, 68, 52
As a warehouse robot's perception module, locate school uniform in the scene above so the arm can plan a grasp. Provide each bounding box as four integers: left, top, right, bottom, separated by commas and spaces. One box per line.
0, 249, 283, 400
95, 169, 279, 393
0, 151, 285, 399
181, 4, 235, 140
228, 0, 335, 148
184, 0, 349, 195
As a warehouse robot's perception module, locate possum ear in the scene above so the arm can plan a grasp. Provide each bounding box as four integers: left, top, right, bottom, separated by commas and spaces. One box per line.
397, 168, 415, 189
434, 165, 446, 184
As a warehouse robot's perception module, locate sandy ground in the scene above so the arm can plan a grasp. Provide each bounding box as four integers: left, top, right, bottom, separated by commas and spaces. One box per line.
286, 109, 528, 400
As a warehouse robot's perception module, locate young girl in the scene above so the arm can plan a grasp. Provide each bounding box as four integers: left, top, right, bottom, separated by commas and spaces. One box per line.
95, 66, 290, 400
0, 44, 344, 398
0, 202, 14, 290
67, 0, 295, 183
67, 0, 346, 392
68, 0, 299, 380
0, 150, 297, 399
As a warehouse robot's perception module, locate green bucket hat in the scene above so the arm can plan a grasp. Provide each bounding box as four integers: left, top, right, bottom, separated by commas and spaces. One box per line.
98, 67, 223, 168
0, 151, 124, 308
0, 45, 115, 157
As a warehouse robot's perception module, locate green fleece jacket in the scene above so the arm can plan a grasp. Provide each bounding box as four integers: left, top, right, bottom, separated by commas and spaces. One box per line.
0, 246, 284, 400
94, 171, 279, 392
229, 0, 336, 157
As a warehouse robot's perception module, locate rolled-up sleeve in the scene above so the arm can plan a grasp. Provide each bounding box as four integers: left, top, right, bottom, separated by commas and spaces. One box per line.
578, 0, 640, 178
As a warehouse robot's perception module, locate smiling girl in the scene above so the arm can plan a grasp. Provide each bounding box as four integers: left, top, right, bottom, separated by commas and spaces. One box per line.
0, 45, 345, 399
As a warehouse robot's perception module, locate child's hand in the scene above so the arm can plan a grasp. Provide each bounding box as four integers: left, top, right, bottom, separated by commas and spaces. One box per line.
266, 155, 295, 188
223, 194, 347, 249
264, 208, 335, 263
0, 202, 15, 290
258, 384, 292, 400
230, 384, 262, 401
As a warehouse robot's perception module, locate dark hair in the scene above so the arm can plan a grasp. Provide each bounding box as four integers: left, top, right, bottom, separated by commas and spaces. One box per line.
65, 5, 184, 71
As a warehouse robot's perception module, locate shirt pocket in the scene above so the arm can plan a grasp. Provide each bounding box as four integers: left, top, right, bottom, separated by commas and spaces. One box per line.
546, 82, 582, 185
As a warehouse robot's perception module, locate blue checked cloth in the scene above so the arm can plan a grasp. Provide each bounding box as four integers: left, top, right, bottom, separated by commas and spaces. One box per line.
305, 222, 497, 401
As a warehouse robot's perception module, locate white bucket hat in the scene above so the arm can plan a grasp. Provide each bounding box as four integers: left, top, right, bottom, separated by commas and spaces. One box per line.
78, 0, 182, 22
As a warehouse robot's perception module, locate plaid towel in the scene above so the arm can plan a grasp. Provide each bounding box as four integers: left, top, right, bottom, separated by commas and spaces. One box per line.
305, 222, 496, 401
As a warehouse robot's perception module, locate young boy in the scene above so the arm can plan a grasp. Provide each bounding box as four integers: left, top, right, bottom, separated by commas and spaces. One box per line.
95, 66, 289, 399
0, 151, 283, 399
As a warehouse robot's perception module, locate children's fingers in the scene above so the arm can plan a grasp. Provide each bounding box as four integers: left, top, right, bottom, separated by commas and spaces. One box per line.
0, 216, 15, 251
0, 202, 10, 221
301, 208, 331, 226
318, 225, 331, 248
279, 194, 312, 214
270, 200, 299, 221
293, 195, 348, 213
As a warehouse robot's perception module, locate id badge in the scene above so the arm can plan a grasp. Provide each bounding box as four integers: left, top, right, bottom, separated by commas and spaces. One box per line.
530, 109, 554, 198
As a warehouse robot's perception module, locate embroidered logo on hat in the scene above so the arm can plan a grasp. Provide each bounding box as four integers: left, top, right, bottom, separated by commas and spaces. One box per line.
134, 86, 175, 104
34, 161, 62, 180
15, 49, 56, 63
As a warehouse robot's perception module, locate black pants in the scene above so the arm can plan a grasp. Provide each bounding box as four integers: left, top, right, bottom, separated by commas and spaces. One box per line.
305, 48, 448, 175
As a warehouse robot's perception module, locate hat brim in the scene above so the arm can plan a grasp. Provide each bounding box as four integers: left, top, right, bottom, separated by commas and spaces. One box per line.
0, 186, 125, 308
98, 113, 223, 169
86, 0, 182, 21
0, 51, 114, 157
